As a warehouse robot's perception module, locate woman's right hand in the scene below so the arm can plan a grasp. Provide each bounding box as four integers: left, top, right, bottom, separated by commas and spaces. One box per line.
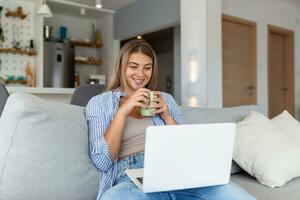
118, 88, 151, 117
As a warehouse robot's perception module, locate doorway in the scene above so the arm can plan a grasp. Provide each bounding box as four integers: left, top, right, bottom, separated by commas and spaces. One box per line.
268, 25, 294, 118
222, 15, 257, 107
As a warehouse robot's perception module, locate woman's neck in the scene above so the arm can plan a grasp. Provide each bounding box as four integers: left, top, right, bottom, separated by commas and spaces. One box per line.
123, 88, 135, 97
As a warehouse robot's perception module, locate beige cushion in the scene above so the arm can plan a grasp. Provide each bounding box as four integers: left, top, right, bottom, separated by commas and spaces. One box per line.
233, 111, 300, 188
272, 110, 300, 144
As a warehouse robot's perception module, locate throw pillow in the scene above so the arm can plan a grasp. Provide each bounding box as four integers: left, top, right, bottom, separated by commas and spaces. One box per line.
233, 111, 300, 188
272, 110, 300, 144
0, 93, 99, 200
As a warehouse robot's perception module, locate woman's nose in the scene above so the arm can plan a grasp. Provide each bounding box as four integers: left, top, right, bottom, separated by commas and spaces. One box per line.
137, 68, 144, 77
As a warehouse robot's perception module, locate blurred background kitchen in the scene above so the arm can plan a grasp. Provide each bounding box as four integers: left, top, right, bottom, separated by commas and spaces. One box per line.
0, 0, 300, 121
0, 0, 177, 100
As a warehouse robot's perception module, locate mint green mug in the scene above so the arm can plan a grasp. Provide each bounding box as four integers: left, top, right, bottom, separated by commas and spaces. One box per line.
140, 91, 157, 116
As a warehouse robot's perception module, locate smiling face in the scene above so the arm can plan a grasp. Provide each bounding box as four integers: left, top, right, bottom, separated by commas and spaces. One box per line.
124, 53, 153, 96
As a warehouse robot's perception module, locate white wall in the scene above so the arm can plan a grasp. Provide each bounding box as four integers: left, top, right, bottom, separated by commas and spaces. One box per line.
96, 14, 114, 86
173, 25, 181, 104
222, 0, 300, 119
31, 0, 43, 87
181, 0, 222, 107
114, 0, 180, 40
207, 0, 222, 108
181, 0, 207, 107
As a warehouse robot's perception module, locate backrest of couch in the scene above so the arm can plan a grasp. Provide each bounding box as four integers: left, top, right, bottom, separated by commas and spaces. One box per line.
0, 83, 9, 117
180, 105, 260, 175
70, 84, 106, 107
180, 105, 259, 124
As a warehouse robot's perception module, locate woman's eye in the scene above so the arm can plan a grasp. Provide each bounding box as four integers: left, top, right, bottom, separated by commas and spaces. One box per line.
129, 65, 138, 69
145, 67, 152, 70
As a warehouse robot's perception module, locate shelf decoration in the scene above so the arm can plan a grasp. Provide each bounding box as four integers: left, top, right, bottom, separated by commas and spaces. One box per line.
0, 1, 35, 85
5, 74, 27, 85
5, 79, 27, 85
70, 40, 103, 48
75, 59, 102, 65
0, 48, 37, 56
5, 7, 27, 19
25, 62, 36, 87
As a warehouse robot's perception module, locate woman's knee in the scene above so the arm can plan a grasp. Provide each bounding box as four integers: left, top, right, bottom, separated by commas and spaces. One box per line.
213, 182, 257, 200
181, 182, 256, 200
101, 182, 146, 200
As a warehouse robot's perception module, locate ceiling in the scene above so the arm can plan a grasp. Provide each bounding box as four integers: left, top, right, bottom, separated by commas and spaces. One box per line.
48, 0, 300, 19
63, 0, 138, 10
63, 0, 300, 10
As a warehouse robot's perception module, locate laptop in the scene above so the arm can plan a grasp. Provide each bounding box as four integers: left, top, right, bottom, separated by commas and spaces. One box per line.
125, 123, 236, 193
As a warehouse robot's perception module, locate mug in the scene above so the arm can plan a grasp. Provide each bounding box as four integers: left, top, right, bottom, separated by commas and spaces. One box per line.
140, 91, 157, 117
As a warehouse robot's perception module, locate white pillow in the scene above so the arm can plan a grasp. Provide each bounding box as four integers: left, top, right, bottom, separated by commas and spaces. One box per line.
272, 110, 300, 145
233, 111, 300, 188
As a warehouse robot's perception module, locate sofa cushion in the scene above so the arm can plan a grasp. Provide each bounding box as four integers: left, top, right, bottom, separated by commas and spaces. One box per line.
231, 173, 300, 200
234, 111, 300, 188
272, 110, 300, 144
0, 93, 99, 200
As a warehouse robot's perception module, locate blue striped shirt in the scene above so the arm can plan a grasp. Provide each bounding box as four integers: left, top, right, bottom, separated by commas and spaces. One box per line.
85, 89, 184, 199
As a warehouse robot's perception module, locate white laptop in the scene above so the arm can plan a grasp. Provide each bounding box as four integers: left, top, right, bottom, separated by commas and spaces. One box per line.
125, 123, 236, 193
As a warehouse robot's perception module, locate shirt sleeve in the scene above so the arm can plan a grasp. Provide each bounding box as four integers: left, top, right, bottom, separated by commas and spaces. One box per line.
85, 95, 114, 172
162, 93, 184, 124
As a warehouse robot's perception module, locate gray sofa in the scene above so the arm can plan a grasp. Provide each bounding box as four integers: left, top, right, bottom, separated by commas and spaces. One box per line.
0, 85, 299, 200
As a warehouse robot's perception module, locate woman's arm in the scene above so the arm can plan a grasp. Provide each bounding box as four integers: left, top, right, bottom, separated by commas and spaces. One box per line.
87, 98, 127, 169
86, 89, 150, 170
102, 110, 127, 161
86, 94, 117, 172
85, 94, 113, 172
163, 93, 184, 124
152, 92, 184, 125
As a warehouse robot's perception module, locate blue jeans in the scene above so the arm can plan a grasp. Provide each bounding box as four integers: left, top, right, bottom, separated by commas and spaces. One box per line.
101, 152, 256, 200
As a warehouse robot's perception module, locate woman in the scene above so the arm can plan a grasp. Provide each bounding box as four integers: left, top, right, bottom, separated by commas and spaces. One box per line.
86, 39, 256, 200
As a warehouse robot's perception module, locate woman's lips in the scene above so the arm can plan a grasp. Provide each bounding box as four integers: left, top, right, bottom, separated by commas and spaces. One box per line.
133, 78, 144, 86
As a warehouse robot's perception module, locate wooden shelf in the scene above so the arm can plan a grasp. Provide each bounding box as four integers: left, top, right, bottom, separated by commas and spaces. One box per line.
5, 7, 27, 19
75, 59, 102, 65
0, 48, 37, 56
5, 80, 27, 85
70, 41, 102, 48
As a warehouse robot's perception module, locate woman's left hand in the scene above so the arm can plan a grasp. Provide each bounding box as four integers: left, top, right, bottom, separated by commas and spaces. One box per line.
150, 91, 172, 121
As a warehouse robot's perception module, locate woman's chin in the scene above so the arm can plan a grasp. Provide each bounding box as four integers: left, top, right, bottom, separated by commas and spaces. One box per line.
135, 85, 145, 90
132, 83, 146, 90
127, 82, 147, 91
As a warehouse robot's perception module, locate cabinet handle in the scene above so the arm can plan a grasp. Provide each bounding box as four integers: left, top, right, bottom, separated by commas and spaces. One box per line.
246, 86, 255, 90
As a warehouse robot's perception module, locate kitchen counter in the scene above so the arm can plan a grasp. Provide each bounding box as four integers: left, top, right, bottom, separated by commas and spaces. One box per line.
6, 87, 75, 104
7, 87, 75, 94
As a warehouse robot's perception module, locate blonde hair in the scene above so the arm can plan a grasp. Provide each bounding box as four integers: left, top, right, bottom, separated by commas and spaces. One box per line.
107, 39, 158, 91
